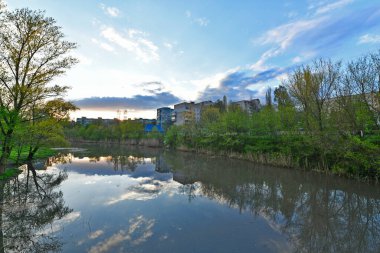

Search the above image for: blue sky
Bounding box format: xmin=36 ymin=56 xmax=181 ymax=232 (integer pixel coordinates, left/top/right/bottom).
xmin=6 ymin=0 xmax=380 ymax=119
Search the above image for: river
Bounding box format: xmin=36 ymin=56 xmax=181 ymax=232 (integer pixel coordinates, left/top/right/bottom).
xmin=3 ymin=144 xmax=380 ymax=252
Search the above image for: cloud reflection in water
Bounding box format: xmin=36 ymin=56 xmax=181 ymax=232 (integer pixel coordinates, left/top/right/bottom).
xmin=88 ymin=215 xmax=155 ymax=253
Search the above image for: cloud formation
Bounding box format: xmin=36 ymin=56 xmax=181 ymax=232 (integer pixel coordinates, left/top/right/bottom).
xmin=88 ymin=216 xmax=155 ymax=253
xmin=253 ymin=16 xmax=325 ymax=70
xmin=358 ymin=34 xmax=380 ymax=44
xmin=185 ymin=10 xmax=209 ymax=27
xmin=73 ymin=91 xmax=181 ymax=110
xmin=100 ymin=26 xmax=159 ymax=63
xmin=91 ymin=38 xmax=115 ymax=52
xmin=100 ymin=4 xmax=120 ymax=17
xmin=314 ymin=0 xmax=354 ymax=16
xmin=198 ymin=67 xmax=292 ymax=102
xmin=253 ymin=5 xmax=380 ymax=68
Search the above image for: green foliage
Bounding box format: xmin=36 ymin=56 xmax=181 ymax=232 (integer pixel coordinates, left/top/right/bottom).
xmin=0 ymin=7 xmax=77 ymax=169
xmin=64 ymin=120 xmax=161 ymax=142
xmin=0 ymin=168 xmax=22 ymax=180
xmin=164 ymin=68 xmax=380 ymax=180
xmin=0 ymin=147 xmax=57 ymax=164
xmin=164 ymin=125 xmax=181 ymax=148
xmin=332 ymin=137 xmax=380 ymax=178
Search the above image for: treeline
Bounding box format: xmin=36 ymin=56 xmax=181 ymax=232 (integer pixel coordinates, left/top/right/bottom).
xmin=165 ymin=53 xmax=380 ymax=180
xmin=64 ymin=120 xmax=161 ymax=141
xmin=0 ymin=5 xmax=77 ymax=171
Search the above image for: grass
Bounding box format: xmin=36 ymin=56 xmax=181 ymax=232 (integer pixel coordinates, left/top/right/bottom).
xmin=8 ymin=147 xmax=58 ymax=163
xmin=0 ymin=168 xmax=23 ymax=180
xmin=0 ymin=146 xmax=58 ymax=180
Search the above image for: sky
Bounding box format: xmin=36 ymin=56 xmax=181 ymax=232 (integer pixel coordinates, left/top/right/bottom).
xmin=5 ymin=0 xmax=380 ymax=119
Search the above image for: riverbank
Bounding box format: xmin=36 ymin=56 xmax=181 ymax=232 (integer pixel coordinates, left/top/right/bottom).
xmin=68 ymin=138 xmax=163 ymax=147
xmin=0 ymin=147 xmax=58 ymax=180
xmin=68 ymin=135 xmax=379 ymax=182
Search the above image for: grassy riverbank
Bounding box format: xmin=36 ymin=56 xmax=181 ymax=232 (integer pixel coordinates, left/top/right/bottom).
xmin=165 ymin=127 xmax=380 ymax=181
xmin=164 ymin=55 xmax=380 ymax=181
xmin=6 ymin=147 xmax=58 ymax=163
xmin=164 ymin=112 xmax=380 ymax=181
xmin=0 ymin=147 xmax=58 ymax=180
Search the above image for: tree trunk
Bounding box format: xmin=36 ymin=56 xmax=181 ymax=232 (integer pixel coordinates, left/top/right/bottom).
xmin=0 ymin=182 xmax=5 ymax=253
xmin=0 ymin=130 xmax=14 ymax=174
xmin=26 ymin=146 xmax=39 ymax=161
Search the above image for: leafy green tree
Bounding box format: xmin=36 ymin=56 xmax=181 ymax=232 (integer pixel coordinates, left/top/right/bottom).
xmin=0 ymin=8 xmax=77 ymax=171
xmin=346 ymin=53 xmax=380 ymax=130
xmin=274 ymin=85 xmax=297 ymax=130
xmin=26 ymin=99 xmax=76 ymax=160
xmin=287 ymin=59 xmax=341 ymax=132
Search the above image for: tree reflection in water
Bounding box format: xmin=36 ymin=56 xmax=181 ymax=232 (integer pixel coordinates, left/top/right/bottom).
xmin=0 ymin=162 xmax=71 ymax=253
xmin=163 ymin=151 xmax=380 ymax=253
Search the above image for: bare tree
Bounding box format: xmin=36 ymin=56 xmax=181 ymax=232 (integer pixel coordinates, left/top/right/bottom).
xmin=0 ymin=8 xmax=77 ymax=171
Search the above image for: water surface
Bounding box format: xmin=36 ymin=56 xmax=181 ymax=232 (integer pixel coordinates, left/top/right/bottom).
xmin=6 ymin=144 xmax=380 ymax=252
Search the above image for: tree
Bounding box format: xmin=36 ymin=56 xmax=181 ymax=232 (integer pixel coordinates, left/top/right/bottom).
xmin=274 ymin=85 xmax=296 ymax=130
xmin=0 ymin=1 xmax=5 ymax=15
xmin=265 ymin=87 xmax=272 ymax=108
xmin=346 ymin=53 xmax=380 ymax=130
xmin=23 ymin=99 xmax=77 ymax=161
xmin=287 ymin=59 xmax=341 ymax=132
xmin=0 ymin=8 xmax=77 ymax=171
xmin=274 ymin=85 xmax=293 ymax=108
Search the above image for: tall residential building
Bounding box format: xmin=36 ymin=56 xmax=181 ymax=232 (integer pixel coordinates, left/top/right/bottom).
xmin=173 ymin=102 xmax=194 ymax=125
xmin=157 ymin=107 xmax=174 ymax=128
xmin=231 ymin=99 xmax=261 ymax=114
xmin=173 ymin=101 xmax=213 ymax=125
xmin=193 ymin=101 xmax=214 ymax=122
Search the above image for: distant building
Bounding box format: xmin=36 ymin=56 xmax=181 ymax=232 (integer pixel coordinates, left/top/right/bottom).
xmin=173 ymin=101 xmax=213 ymax=125
xmin=144 ymin=124 xmax=164 ymax=133
xmin=136 ymin=118 xmax=157 ymax=125
xmin=231 ymin=99 xmax=261 ymax=114
xmin=157 ymin=107 xmax=174 ymax=129
xmin=173 ymin=102 xmax=195 ymax=126
xmin=193 ymin=101 xmax=214 ymax=122
xmin=76 ymin=117 xmax=119 ymax=126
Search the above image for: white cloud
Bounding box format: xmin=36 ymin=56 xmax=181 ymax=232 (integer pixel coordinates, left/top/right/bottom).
xmin=185 ymin=10 xmax=209 ymax=27
xmin=292 ymin=56 xmax=303 ymax=63
xmin=89 ymin=230 xmax=105 ymax=239
xmin=71 ymin=52 xmax=93 ymax=66
xmin=88 ymin=216 xmax=155 ymax=253
xmin=291 ymin=51 xmax=316 ymax=63
xmin=195 ymin=17 xmax=209 ymax=27
xmin=314 ymin=0 xmax=353 ymax=15
xmin=252 ymin=17 xmax=325 ymax=69
xmin=358 ymin=34 xmax=380 ymax=44
xmin=91 ymin=38 xmax=115 ymax=52
xmin=106 ymin=7 xmax=120 ymax=17
xmin=163 ymin=42 xmax=173 ymax=50
xmin=258 ymin=17 xmax=325 ymax=50
xmin=100 ymin=4 xmax=120 ymax=17
xmin=40 ymin=211 xmax=81 ymax=235
xmin=100 ymin=26 xmax=159 ymax=63
xmin=165 ymin=67 xmax=239 ymax=101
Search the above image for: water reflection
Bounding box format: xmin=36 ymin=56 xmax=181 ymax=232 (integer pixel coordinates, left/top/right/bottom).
xmin=162 ymin=151 xmax=380 ymax=253
xmin=47 ymin=145 xmax=380 ymax=253
xmin=0 ymin=163 xmax=71 ymax=253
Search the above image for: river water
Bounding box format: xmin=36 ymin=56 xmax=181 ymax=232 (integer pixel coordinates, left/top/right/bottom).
xmin=5 ymin=144 xmax=380 ymax=252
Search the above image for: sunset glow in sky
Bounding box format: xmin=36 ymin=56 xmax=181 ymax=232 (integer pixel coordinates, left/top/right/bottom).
xmin=6 ymin=0 xmax=380 ymax=119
